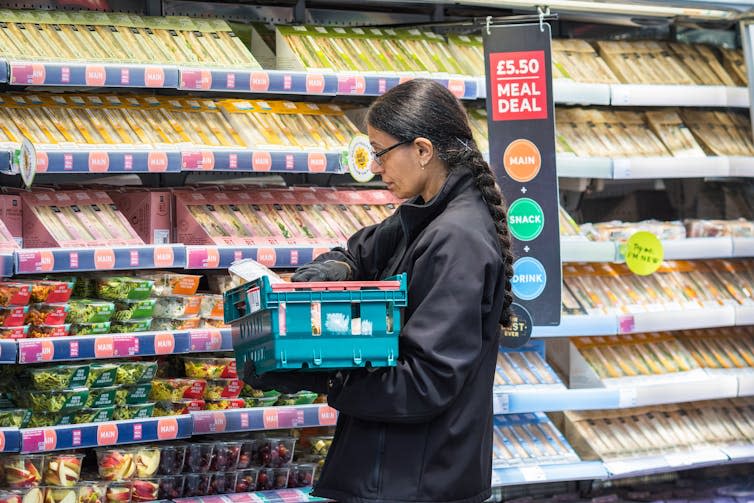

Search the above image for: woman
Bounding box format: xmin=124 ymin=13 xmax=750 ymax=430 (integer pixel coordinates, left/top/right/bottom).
xmin=245 ymin=79 xmax=514 ymax=503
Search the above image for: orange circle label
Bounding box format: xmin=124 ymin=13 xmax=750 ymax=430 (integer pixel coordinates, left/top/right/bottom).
xmin=35 ymin=152 xmax=49 ymax=173
xmin=250 ymin=71 xmax=270 ymax=92
xmin=153 ymin=246 xmax=175 ymax=267
xmin=94 ymin=249 xmax=116 ymax=270
xmin=503 ymin=139 xmax=541 ymax=183
xmin=157 ymin=418 xmax=179 ymax=440
xmin=85 ymin=65 xmax=107 ymax=86
xmin=205 ymin=247 xmax=220 ymax=269
xmin=97 ymin=424 xmax=119 ymax=445
xmin=37 ymin=251 xmax=54 ymax=273
xmin=256 ymin=248 xmax=277 ymax=268
xmin=43 ymin=429 xmax=57 ymax=451
xmin=154 ymin=332 xmax=176 ymax=355
xmin=252 ymin=151 xmax=272 ymax=172
xmin=212 ymin=412 xmax=227 ymax=433
xmin=0 ymin=432 xmax=5 ymax=452
xmin=147 ymin=152 xmax=169 ymax=172
xmin=88 ymin=152 xmax=110 ymax=173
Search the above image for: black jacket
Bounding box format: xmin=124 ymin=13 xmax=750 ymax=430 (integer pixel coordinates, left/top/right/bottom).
xmin=311 ymin=170 xmax=507 ymax=503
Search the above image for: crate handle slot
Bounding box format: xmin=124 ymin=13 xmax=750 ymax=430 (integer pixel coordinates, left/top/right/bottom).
xmin=280 ymin=350 xmax=287 ymax=365
xmin=272 ymin=280 xmax=402 ymax=292
xmin=313 ymin=350 xmax=322 ymax=366
xmin=388 ymin=349 xmax=395 ymax=364
xmin=353 ymin=349 xmax=362 ymax=365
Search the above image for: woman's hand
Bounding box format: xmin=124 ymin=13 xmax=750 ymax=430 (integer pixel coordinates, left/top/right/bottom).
xmin=291 ymin=260 xmax=351 ymax=282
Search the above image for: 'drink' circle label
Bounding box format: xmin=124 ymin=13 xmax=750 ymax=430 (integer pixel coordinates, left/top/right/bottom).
xmin=511 ymin=257 xmax=547 ymax=301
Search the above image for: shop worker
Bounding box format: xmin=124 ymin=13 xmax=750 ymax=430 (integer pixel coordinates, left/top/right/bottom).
xmin=244 ymin=78 xmax=514 ymax=503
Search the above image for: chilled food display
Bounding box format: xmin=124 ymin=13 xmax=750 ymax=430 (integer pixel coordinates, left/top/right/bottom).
xmin=0 ymin=10 xmax=260 ymax=67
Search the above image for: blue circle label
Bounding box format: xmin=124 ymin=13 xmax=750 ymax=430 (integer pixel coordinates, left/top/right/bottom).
xmin=511 ymin=257 xmax=547 ymax=301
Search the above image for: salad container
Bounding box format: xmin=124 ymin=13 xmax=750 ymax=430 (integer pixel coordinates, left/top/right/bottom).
xmin=96 ymin=278 xmax=153 ymax=301
xmin=28 ymin=364 xmax=89 ymax=391
xmin=112 ymin=299 xmax=156 ymax=321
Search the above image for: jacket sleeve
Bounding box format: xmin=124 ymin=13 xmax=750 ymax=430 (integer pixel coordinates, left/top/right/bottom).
xmin=319 ymin=213 xmax=404 ymax=281
xmin=327 ymin=222 xmax=499 ymax=423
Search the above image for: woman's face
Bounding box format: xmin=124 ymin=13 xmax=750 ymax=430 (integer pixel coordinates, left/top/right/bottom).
xmin=368 ymin=125 xmax=425 ymax=200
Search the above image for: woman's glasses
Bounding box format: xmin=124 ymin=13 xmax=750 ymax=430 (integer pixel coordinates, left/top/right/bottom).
xmin=371 ymin=139 xmax=412 ymax=166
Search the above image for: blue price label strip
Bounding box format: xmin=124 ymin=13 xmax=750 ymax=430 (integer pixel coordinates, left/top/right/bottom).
xmin=0 ymin=253 xmax=13 ymax=279
xmin=9 ymin=62 xmax=178 ymax=88
xmin=20 ymin=416 xmax=193 ymax=453
xmin=0 ymin=340 xmax=17 ymax=363
xmin=0 ymin=428 xmax=21 ymax=452
xmin=17 ymin=331 xmax=191 ymax=363
xmin=186 ymin=245 xmax=331 ymax=269
xmin=181 ymin=150 xmax=343 ymax=174
xmin=179 ymin=68 xmax=338 ymax=95
xmin=15 ymin=245 xmax=186 ymax=274
xmin=188 ymin=329 xmax=232 ymax=352
xmin=0 ymin=61 xmax=7 ymax=84
xmin=191 ymin=405 xmax=338 ymax=434
xmin=32 ymin=150 xmax=181 ymax=174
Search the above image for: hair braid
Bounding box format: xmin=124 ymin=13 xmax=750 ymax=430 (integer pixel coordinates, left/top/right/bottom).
xmin=446 ymin=142 xmax=515 ymax=327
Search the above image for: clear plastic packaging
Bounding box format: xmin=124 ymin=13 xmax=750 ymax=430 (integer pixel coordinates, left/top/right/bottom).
xmin=210 ymin=441 xmax=242 ymax=471
xmin=86 ymin=363 xmax=118 ymax=388
xmin=84 ymin=386 xmax=119 ymax=408
xmin=256 ymin=467 xmax=289 ymax=490
xmin=29 ymin=324 xmax=71 ymax=338
xmin=183 ymin=357 xmax=236 ymax=379
xmin=20 ymin=388 xmax=89 ymax=413
xmin=115 ymin=361 xmax=158 ymax=385
xmin=150 ymin=317 xmax=201 ymax=331
xmin=66 ymin=300 xmax=115 ymax=323
xmin=204 ymin=379 xmax=242 ymax=400
xmin=255 ymin=437 xmax=296 ymax=468
xmin=105 ymin=481 xmax=132 ymax=503
xmin=1 ymin=455 xmax=44 ymax=488
xmin=157 ymin=444 xmax=186 ymax=475
xmin=96 ymin=277 xmax=154 ymax=301
xmin=25 ymin=304 xmax=68 ymax=325
xmin=158 ymin=475 xmax=185 ymax=500
xmin=112 ymin=299 xmax=157 ymax=321
xmin=153 ymin=296 xmax=202 ymax=318
xmin=287 ymin=463 xmax=317 ymax=488
xmin=144 ymin=273 xmax=201 ymax=297
xmin=235 ymin=468 xmax=259 ymax=492
xmin=184 ymin=442 xmax=214 ymax=473
xmin=96 ymin=449 xmax=136 ymax=481
xmin=183 ymin=473 xmax=209 ymax=497
xmin=110 ymin=319 xmax=152 ymax=334
xmin=150 ymin=378 xmax=207 ymax=401
xmin=69 ymin=322 xmax=111 ymax=336
xmin=112 ymin=402 xmax=154 ymax=420
xmin=28 ymin=364 xmax=90 ymax=391
xmin=43 ymin=453 xmax=85 ymax=487
xmin=208 ymin=472 xmax=236 ymax=495
xmin=153 ymin=399 xmax=205 ymax=416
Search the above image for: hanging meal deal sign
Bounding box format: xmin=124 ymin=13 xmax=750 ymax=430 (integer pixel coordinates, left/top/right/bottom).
xmin=484 ymin=23 xmax=561 ymax=327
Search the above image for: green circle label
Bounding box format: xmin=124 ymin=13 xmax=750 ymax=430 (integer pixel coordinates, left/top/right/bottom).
xmin=625 ymin=231 xmax=664 ymax=276
xmin=507 ymin=198 xmax=545 ymax=241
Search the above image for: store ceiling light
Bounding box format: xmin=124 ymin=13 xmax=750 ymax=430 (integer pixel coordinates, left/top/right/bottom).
xmin=458 ymin=0 xmax=738 ymax=21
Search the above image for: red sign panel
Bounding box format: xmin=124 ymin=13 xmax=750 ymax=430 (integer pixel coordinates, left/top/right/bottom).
xmin=489 ymin=50 xmax=547 ymax=121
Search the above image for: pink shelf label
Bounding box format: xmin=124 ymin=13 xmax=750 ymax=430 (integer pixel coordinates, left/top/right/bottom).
xmin=19 ymin=340 xmax=54 ymax=363
xmin=276 ymin=408 xmax=306 ymax=428
xmin=618 ymin=315 xmax=635 ymax=334
xmin=187 ymin=247 xmax=220 ymax=269
xmin=180 ymin=69 xmax=211 ymax=90
xmin=191 ymin=413 xmax=215 ymax=434
xmin=113 ymin=336 xmax=139 ymax=356
xmin=190 ymin=330 xmax=223 ymax=351
xmin=11 ymin=63 xmax=45 ymax=85
xmin=17 ymin=250 xmax=54 ymax=273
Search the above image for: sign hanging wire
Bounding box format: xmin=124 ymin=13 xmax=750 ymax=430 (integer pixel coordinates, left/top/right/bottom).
xmin=538 ymin=6 xmax=551 ymax=31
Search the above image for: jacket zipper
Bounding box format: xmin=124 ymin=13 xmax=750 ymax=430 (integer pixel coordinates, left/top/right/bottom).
xmin=373 ymin=423 xmax=386 ymax=496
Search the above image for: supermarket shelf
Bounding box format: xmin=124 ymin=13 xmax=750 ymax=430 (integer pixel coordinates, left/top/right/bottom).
xmin=0 ymin=252 xmax=13 ymax=278
xmin=734 ymin=305 xmax=754 ymax=325
xmin=557 ymin=156 xmax=613 ymax=179
xmin=189 ymin=329 xmax=233 ymax=353
xmin=491 ymin=461 xmax=608 ymax=486
xmin=186 ymin=245 xmax=334 ymax=269
xmin=15 ymin=245 xmax=186 ymax=274
xmin=618 ymin=307 xmax=736 ymax=333
xmin=17 ymin=331 xmax=191 ymax=363
xmin=179 ymin=68 xmax=478 ymax=100
xmin=560 ymin=239 xmax=616 ymax=262
xmin=20 ymin=415 xmax=193 ymax=453
xmin=553 ymin=81 xmax=612 ymax=105
xmin=660 ymin=238 xmax=734 ymax=260
xmin=30 ymin=148 xmax=182 ymax=174
xmin=733 ymin=237 xmax=754 ymax=257
xmin=180 ymin=68 xmax=338 ymax=95
xmin=173 ymin=488 xmax=327 ymax=503
xmin=181 ymin=149 xmax=344 ymax=174
xmin=0 ymin=428 xmax=20 ymax=452
xmin=532 ymin=314 xmax=617 ymax=338
xmin=611 ymin=156 xmax=729 ymax=179
xmin=610 ymin=84 xmax=740 ymax=107
xmin=8 ymin=61 xmax=179 ymax=88
xmin=494 ymin=375 xmax=739 ymax=414
xmin=720 ymin=445 xmax=754 ymax=463
xmin=603 ymin=448 xmax=730 ymax=479
xmin=0 ymin=340 xmax=17 ymax=364
xmin=737 ymin=372 xmax=754 ymax=396
xmin=190 ymin=404 xmax=338 ymax=434
xmin=727 ymin=156 xmax=754 ymax=177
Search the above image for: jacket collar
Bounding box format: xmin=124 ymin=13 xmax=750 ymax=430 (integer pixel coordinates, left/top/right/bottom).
xmin=399 ymin=169 xmax=474 ymax=243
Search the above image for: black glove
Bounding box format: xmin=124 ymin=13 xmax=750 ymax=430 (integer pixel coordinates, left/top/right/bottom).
xmin=291 ymin=260 xmax=351 ymax=282
xmin=242 ymin=360 xmax=332 ymax=394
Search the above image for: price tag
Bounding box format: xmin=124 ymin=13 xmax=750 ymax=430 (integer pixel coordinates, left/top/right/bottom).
xmin=618 ymin=388 xmax=637 ymax=408
xmin=494 ymin=393 xmax=510 ymax=414
xmin=519 ymin=465 xmax=547 ymax=482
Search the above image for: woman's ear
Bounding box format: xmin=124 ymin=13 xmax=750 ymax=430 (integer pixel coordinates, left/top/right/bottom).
xmin=413 ymin=137 xmax=434 ymax=166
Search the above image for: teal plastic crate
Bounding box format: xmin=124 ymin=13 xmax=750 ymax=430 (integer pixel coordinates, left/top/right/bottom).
xmin=224 ymin=274 xmax=407 ymax=374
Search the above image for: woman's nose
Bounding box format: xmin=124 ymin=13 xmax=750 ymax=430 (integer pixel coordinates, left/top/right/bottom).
xmin=370 ymin=158 xmax=383 ymax=174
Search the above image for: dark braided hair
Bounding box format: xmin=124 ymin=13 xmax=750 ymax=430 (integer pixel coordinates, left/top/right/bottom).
xmin=366 ymin=79 xmax=514 ymax=327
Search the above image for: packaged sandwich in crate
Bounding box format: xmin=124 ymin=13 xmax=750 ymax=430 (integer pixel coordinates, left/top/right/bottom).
xmin=224 ymin=274 xmax=407 ymax=374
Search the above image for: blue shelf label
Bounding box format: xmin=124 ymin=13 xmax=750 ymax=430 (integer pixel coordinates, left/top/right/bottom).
xmin=0 ymin=340 xmax=17 ymax=363
xmin=0 ymin=253 xmax=13 ymax=278
xmin=20 ymin=415 xmax=192 ymax=453
xmin=32 ymin=150 xmax=180 ymax=174
xmin=181 ymin=150 xmax=343 ymax=174
xmin=0 ymin=428 xmax=20 ymax=452
xmin=186 ymin=245 xmax=332 ymax=269
xmin=180 ymin=69 xmax=338 ymax=95
xmin=9 ymin=62 xmax=178 ymax=88
xmin=18 ymin=331 xmax=190 ymax=363
xmin=191 ymin=405 xmax=338 ymax=434
xmin=15 ymin=245 xmax=186 ymax=274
